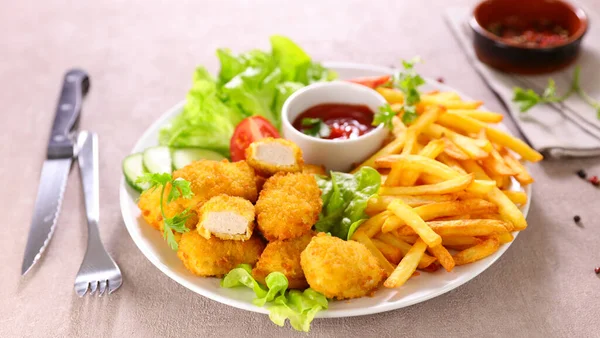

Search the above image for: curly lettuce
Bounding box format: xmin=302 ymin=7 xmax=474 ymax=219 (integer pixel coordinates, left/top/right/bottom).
xmin=159 ymin=36 xmax=335 ymax=155
xmin=221 ymin=264 xmax=328 ymax=332
xmin=314 ymin=167 xmax=382 ymax=240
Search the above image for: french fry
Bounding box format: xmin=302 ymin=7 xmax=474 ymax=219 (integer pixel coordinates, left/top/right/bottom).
xmin=399 ymin=139 xmax=445 ymax=186
xmin=481 ymin=146 xmax=517 ymax=176
xmin=392 ymin=114 xmax=407 ymax=136
xmin=396 ymin=219 xmax=510 ymax=237
xmin=486 ymin=187 xmax=527 ymax=230
xmin=396 ymin=234 xmax=418 ymax=244
xmin=434 ymin=215 xmax=471 ymax=221
xmin=442 ymin=236 xmax=482 ymax=247
xmin=384 ymin=238 xmax=428 ymax=288
xmin=420 ymin=96 xmax=483 ymax=110
xmin=351 ymin=230 xmax=395 ymax=275
xmin=448 ymin=109 xmax=503 ymax=123
xmin=366 ymin=194 xmax=458 ymax=215
xmin=387 ymin=200 xmax=442 ymax=247
xmin=437 ymin=153 xmax=468 ymax=174
xmin=497 ymin=232 xmax=514 ymax=244
xmin=375 ymin=233 xmax=437 ymax=269
xmin=453 ymin=235 xmax=500 ymax=265
xmin=358 ymin=211 xmax=390 ymax=237
xmin=379 ymin=173 xmax=474 ymax=196
xmin=353 ymin=133 xmax=406 ymax=173
xmin=385 ymin=161 xmax=407 ymax=186
xmin=376 ymin=87 xmax=404 ymax=104
xmin=478 ymin=213 xmax=503 ymax=220
xmin=441 ymin=137 xmax=470 ymax=160
xmin=427 ymin=245 xmax=455 ymax=272
xmin=499 ymin=148 xmax=535 ymax=185
xmin=402 ymin=107 xmax=443 ymax=155
xmin=502 ymin=190 xmax=527 ymax=206
xmin=372 ymin=238 xmax=403 ymax=265
xmin=438 ymin=113 xmax=543 ymax=162
xmin=382 ymin=199 xmax=498 ymax=232
xmin=461 ymin=159 xmax=492 ymax=180
xmin=432 ymin=125 xmax=489 ymax=159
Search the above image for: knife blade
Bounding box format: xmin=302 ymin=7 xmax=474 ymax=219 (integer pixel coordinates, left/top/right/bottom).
xmin=21 ymin=69 xmax=90 ymax=276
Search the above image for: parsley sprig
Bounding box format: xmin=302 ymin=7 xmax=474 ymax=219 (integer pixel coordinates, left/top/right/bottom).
xmin=513 ymin=66 xmax=600 ymax=119
xmin=373 ymin=57 xmax=424 ymax=129
xmin=301 ymin=118 xmax=331 ymax=138
xmin=136 ymin=173 xmax=194 ymax=250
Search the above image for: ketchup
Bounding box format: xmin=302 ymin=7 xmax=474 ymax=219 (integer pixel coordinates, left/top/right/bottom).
xmin=292 ymin=103 xmax=375 ymax=140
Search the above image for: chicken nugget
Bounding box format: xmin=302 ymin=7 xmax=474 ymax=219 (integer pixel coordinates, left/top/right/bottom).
xmin=301 ymin=164 xmax=327 ymax=176
xmin=255 ymin=172 xmax=322 ymax=241
xmin=197 ymin=195 xmax=255 ymax=241
xmin=245 ymin=138 xmax=304 ymax=176
xmin=177 ymin=231 xmax=265 ymax=277
xmin=252 ymin=233 xmax=313 ymax=289
xmin=301 ymin=233 xmax=385 ymax=299
xmin=173 ymin=160 xmax=258 ymax=211
xmin=138 ymin=184 xmax=199 ymax=235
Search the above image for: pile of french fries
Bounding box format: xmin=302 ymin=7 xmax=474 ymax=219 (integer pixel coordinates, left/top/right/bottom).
xmin=351 ymin=87 xmax=542 ymax=288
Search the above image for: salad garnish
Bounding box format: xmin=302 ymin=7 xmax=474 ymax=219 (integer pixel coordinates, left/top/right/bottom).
xmin=136 ymin=173 xmax=194 ymax=250
xmin=221 ymin=264 xmax=328 ymax=332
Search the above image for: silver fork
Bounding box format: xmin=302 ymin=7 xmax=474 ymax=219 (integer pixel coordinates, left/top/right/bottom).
xmin=74 ymin=131 xmax=122 ymax=296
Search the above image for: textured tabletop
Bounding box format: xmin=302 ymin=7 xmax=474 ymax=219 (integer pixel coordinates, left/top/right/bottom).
xmin=2 ymin=0 xmax=599 ymax=337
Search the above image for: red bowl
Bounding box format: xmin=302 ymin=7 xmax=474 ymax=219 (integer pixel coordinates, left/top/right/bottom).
xmin=470 ymin=0 xmax=588 ymax=74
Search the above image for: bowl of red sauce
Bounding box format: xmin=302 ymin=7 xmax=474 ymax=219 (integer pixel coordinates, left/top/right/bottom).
xmin=470 ymin=0 xmax=588 ymax=74
xmin=281 ymin=81 xmax=388 ymax=172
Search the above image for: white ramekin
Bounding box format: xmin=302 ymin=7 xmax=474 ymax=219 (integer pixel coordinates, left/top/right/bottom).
xmin=281 ymin=81 xmax=389 ymax=172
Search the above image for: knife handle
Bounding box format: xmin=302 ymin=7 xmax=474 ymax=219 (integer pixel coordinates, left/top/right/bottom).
xmin=48 ymin=69 xmax=90 ymax=159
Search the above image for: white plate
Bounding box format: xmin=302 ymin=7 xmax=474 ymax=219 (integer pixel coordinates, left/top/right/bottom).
xmin=120 ymin=62 xmax=531 ymax=318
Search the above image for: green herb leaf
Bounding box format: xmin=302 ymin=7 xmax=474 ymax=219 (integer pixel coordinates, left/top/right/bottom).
xmin=401 ymin=105 xmax=418 ymax=125
xmin=301 ymin=118 xmax=331 ymax=138
xmin=512 ymin=87 xmax=541 ymax=112
xmin=137 ymin=173 xmax=194 ymax=251
xmin=542 ymin=79 xmax=556 ymax=99
xmin=373 ymin=104 xmax=397 ymax=129
xmin=393 ymin=57 xmax=425 ymax=106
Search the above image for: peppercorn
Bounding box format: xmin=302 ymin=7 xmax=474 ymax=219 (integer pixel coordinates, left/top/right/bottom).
xmin=573 ymin=215 xmax=581 ymax=223
xmin=595 ymin=267 xmax=600 ymax=274
xmin=590 ymin=176 xmax=600 ymax=186
xmin=576 ymin=169 xmax=587 ymax=179
xmin=436 ymin=77 xmax=445 ymax=83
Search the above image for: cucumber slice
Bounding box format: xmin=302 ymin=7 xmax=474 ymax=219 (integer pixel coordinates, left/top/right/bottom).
xmin=172 ymin=148 xmax=226 ymax=169
xmin=123 ymin=153 xmax=149 ymax=192
xmin=143 ymin=146 xmax=172 ymax=174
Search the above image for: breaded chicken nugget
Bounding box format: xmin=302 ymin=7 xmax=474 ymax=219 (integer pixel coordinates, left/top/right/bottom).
xmin=173 ymin=160 xmax=258 ymax=211
xmin=301 ymin=233 xmax=385 ymax=299
xmin=301 ymin=164 xmax=327 ymax=176
xmin=138 ymin=184 xmax=199 ymax=234
xmin=255 ymin=172 xmax=322 ymax=241
xmin=177 ymin=231 xmax=265 ymax=277
xmin=245 ymin=138 xmax=304 ymax=176
xmin=252 ymin=233 xmax=313 ymax=289
xmin=197 ymin=195 xmax=255 ymax=241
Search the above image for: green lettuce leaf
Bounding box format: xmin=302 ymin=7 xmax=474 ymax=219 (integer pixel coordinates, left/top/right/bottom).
xmin=222 ymin=264 xmax=327 ymax=332
xmin=158 ymin=67 xmax=245 ymax=155
xmin=159 ymin=36 xmax=336 ymax=153
xmin=314 ymin=167 xmax=381 ymax=240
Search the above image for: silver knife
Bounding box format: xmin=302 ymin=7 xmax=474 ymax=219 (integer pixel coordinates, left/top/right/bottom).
xmin=21 ymin=69 xmax=90 ymax=276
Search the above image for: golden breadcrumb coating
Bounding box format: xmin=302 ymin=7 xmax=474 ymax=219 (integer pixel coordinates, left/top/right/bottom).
xmin=252 ymin=233 xmax=313 ymax=289
xmin=177 ymin=231 xmax=265 ymax=277
xmin=255 ymin=172 xmax=322 ymax=241
xmin=245 ymin=138 xmax=304 ymax=176
xmin=173 ymin=160 xmax=258 ymax=211
xmin=300 ymin=233 xmax=385 ymax=299
xmin=197 ymin=195 xmax=255 ymax=241
xmin=301 ymin=164 xmax=327 ymax=176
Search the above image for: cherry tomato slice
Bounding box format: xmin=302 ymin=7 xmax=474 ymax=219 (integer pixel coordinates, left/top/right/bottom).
xmin=230 ymin=116 xmax=280 ymax=161
xmin=347 ymin=75 xmax=391 ymax=89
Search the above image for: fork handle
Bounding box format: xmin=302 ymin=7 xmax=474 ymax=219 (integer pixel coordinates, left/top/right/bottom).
xmin=77 ymin=131 xmax=100 ymax=238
